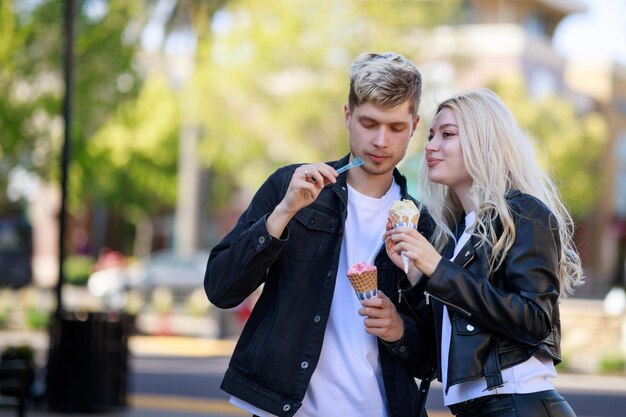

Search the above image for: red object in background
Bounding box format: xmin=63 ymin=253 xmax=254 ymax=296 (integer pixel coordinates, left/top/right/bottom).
xmin=612 ymin=218 xmax=626 ymax=240
xmin=236 ymin=299 xmax=254 ymax=324
xmin=92 ymin=247 xmax=125 ymax=272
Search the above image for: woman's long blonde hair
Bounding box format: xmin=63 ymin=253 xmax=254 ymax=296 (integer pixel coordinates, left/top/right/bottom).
xmin=418 ymin=88 xmax=584 ymax=296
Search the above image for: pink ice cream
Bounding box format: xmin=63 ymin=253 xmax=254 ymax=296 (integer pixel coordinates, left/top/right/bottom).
xmin=347 ymin=261 xmax=377 ymax=275
xmin=347 ymin=262 xmax=378 ymax=300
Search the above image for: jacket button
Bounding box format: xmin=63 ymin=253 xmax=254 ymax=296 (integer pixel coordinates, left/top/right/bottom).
xmin=258 ymin=236 xmax=266 ymax=244
xmin=327 ymin=270 xmax=333 ymax=277
xmin=398 ymin=345 xmax=406 ymax=353
xmin=314 ymin=315 xmax=321 ymax=323
xmin=283 ymin=404 xmax=291 ymax=412
xmin=301 ymin=361 xmax=309 ymax=369
xmin=465 ymin=250 xmax=470 ymax=256
xmin=466 ymin=324 xmax=474 ymax=331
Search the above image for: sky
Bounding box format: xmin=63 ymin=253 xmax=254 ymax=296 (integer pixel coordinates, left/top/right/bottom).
xmin=553 ymin=0 xmax=626 ymax=65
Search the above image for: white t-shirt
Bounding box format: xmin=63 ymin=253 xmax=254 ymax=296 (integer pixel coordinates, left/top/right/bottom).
xmin=441 ymin=211 xmax=557 ymax=406
xmin=231 ymin=180 xmax=401 ymax=417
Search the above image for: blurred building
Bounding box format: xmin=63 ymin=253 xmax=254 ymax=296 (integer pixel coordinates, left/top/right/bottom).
xmin=414 ymin=0 xmax=585 ymax=98
xmin=408 ymin=0 xmax=624 ymax=295
xmin=564 ymin=59 xmax=626 ymax=290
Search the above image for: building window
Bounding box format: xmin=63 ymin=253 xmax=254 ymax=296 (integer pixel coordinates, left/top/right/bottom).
xmin=524 ymin=12 xmax=550 ymax=39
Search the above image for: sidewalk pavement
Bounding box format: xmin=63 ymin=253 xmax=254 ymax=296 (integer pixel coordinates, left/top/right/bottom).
xmin=2 ymin=334 xmax=626 ymax=417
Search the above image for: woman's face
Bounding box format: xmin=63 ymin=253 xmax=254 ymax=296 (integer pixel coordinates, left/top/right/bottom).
xmin=425 ymin=107 xmax=472 ymax=193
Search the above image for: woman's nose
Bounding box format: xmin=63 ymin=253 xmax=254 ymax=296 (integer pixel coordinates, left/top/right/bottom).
xmin=425 ymin=137 xmax=438 ymax=151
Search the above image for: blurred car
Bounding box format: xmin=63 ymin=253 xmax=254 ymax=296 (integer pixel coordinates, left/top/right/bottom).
xmin=0 ymin=216 xmax=32 ymax=288
xmin=87 ymin=249 xmax=210 ymax=309
xmin=138 ymin=249 xmax=210 ymax=301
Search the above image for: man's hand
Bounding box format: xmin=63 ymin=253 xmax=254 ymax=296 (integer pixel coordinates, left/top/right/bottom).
xmin=266 ymin=163 xmax=337 ymax=238
xmin=358 ymin=290 xmax=404 ymax=343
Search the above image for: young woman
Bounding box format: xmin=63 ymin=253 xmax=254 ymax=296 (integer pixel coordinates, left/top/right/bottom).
xmin=383 ymin=88 xmax=584 ymax=416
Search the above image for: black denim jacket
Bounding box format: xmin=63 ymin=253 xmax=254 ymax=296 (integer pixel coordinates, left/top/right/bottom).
xmin=204 ymin=154 xmax=434 ymax=417
xmin=398 ymin=190 xmax=562 ymax=394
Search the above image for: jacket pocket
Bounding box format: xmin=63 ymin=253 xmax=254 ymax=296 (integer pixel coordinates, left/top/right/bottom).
xmin=285 ymin=206 xmax=338 ymax=262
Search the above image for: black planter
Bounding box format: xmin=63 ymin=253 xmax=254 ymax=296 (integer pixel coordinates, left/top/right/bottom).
xmin=46 ymin=311 xmax=134 ymax=413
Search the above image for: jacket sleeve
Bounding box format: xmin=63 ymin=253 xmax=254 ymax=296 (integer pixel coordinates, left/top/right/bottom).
xmin=204 ymin=167 xmax=290 ymax=308
xmin=384 ymin=275 xmax=437 ymax=379
xmin=426 ymin=196 xmax=561 ymax=346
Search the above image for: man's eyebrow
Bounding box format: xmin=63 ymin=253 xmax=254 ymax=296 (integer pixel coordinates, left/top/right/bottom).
xmin=357 ymin=115 xmax=408 ymax=125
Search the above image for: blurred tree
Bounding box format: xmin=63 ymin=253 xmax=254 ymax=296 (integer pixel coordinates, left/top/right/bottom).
xmin=189 ymin=0 xmax=462 ymax=210
xmin=2 ymin=0 xmax=462 ymax=254
xmin=489 ymin=77 xmax=608 ymax=217
xmin=0 ymin=0 xmax=144 ymax=239
xmin=88 ymin=0 xmax=461 ymax=251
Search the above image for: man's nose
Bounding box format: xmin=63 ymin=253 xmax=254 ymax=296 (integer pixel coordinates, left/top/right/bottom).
xmin=373 ymin=127 xmax=389 ymax=147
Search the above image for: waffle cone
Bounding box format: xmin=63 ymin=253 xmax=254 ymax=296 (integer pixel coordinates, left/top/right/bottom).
xmin=389 ymin=212 xmax=420 ymax=227
xmin=347 ymin=269 xmax=378 ymax=300
xmin=389 ymin=200 xmax=420 ymax=228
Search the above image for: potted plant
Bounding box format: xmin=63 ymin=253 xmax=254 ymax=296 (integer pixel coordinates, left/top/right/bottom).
xmin=0 ymin=344 xmax=36 ymax=399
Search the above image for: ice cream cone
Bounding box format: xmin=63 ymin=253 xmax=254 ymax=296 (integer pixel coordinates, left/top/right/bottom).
xmin=389 ymin=200 xmax=420 ymax=273
xmin=347 ymin=262 xmax=378 ymax=300
xmin=389 ymin=199 xmax=420 ymax=228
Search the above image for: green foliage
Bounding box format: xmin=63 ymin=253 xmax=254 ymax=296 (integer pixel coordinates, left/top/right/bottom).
xmin=0 ymin=310 xmax=8 ymax=329
xmin=0 ymin=0 xmax=144 ymax=210
xmin=63 ymin=255 xmax=93 ymax=286
xmin=0 ymin=289 xmax=12 ymax=328
xmin=24 ymin=307 xmax=49 ymax=330
xmin=555 ymin=354 xmax=569 ymax=372
xmin=489 ymin=77 xmax=608 ymax=218
xmin=3 ymin=0 xmax=462 ymax=251
xmin=599 ymin=351 xmax=626 ymax=375
xmin=188 ymin=0 xmax=461 ymax=206
xmin=86 ymin=75 xmax=180 ymax=208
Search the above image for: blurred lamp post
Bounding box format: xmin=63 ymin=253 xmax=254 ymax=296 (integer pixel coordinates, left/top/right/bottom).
xmin=166 ymin=28 xmax=200 ymax=258
xmin=56 ymin=0 xmax=76 ymax=313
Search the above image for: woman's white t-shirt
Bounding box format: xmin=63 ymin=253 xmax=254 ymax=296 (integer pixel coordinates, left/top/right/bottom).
xmin=441 ymin=211 xmax=557 ymax=406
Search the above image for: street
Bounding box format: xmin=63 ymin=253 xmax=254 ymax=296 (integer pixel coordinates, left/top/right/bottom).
xmin=130 ymin=355 xmax=626 ymax=417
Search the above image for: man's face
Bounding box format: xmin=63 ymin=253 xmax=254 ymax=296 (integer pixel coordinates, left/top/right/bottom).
xmin=344 ymin=100 xmax=419 ymax=176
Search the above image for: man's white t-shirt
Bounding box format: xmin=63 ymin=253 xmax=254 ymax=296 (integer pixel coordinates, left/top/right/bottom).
xmin=231 ymin=180 xmax=400 ymax=417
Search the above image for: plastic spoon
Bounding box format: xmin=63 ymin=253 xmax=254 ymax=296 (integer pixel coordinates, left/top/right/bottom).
xmin=336 ymin=156 xmax=364 ymax=174
xmin=310 ymin=157 xmax=364 ymax=184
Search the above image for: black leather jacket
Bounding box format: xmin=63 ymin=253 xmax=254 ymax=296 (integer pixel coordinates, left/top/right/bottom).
xmin=399 ymin=190 xmax=562 ymax=393
xmin=204 ymin=154 xmax=434 ymax=417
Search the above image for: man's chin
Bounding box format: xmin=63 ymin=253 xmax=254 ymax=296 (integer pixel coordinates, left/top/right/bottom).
xmin=362 ymin=163 xmax=396 ymax=176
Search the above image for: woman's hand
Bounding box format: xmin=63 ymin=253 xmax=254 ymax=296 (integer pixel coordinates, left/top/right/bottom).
xmin=384 ymin=221 xmax=442 ymax=278
xmin=358 ymin=290 xmax=404 ymax=343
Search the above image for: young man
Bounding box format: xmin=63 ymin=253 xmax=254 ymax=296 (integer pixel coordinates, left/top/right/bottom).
xmin=204 ymin=52 xmax=434 ymax=417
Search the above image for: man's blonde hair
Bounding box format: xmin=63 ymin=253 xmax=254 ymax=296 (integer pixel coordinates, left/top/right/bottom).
xmin=348 ymin=52 xmax=422 ymax=117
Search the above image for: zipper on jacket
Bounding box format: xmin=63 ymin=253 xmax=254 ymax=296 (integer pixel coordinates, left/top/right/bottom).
xmin=424 ymin=291 xmax=472 ymax=317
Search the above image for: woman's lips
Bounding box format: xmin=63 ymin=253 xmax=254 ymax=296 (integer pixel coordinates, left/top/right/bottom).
xmin=426 ymin=158 xmax=442 ymax=168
